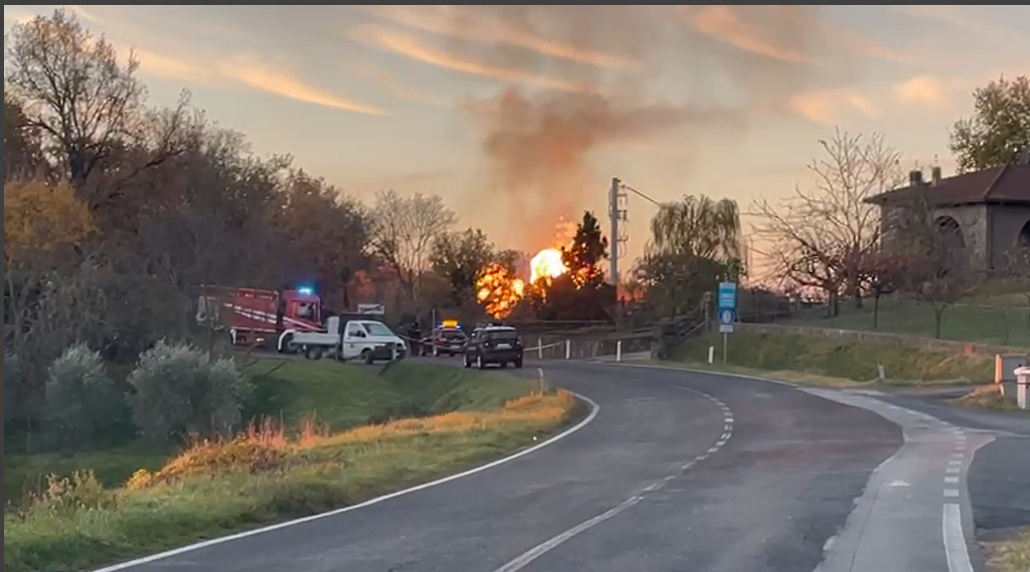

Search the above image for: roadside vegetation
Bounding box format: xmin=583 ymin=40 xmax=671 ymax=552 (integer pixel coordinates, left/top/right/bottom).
xmin=987 ymin=530 xmax=1030 ymax=572
xmin=953 ymin=385 xmax=1029 ymax=415
xmin=668 ymin=331 xmax=993 ymax=386
xmin=4 ymin=358 xmax=579 ymax=572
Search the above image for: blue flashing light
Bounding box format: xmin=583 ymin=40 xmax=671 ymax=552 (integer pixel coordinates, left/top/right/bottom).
xmin=297 ymin=287 xmax=315 ymax=296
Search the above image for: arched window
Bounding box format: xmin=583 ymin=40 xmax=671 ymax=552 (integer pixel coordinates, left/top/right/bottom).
xmin=935 ymin=216 xmax=965 ymax=249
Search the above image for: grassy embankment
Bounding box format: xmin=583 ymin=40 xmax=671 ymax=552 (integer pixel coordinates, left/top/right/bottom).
xmin=986 ymin=530 xmax=1030 ymax=572
xmin=653 ymin=330 xmax=994 ymax=389
xmin=782 ymin=284 xmax=1030 ymax=348
xmin=3 ymin=359 xmax=580 ymax=572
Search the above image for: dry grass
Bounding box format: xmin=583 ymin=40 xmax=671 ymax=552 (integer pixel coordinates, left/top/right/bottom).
xmin=4 ymin=384 xmax=579 ymax=572
xmin=953 ymin=384 xmax=1026 ymax=413
xmin=986 ymin=530 xmax=1030 ymax=572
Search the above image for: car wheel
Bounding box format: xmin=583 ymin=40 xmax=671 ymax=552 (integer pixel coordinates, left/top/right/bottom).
xmin=476 ymin=354 xmax=485 ymax=370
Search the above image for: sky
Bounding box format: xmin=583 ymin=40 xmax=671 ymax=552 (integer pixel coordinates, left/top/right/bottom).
xmin=5 ymin=5 xmax=1029 ymax=270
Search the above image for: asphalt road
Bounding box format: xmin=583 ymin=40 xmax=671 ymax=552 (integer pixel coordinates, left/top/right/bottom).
xmin=102 ymin=360 xmax=917 ymax=572
xmin=874 ymin=392 xmax=1030 ymax=534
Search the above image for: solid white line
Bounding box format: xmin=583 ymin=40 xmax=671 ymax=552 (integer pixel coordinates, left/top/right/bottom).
xmin=91 ymin=390 xmax=602 ymax=572
xmin=943 ymin=504 xmax=975 ymax=572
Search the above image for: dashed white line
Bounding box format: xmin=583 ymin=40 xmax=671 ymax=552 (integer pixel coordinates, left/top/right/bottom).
xmin=946 ymin=467 xmax=961 ymax=474
xmin=490 ymin=386 xmax=734 ymax=572
xmin=945 ymin=477 xmax=960 ymax=484
xmin=944 ymin=489 xmax=960 ymax=498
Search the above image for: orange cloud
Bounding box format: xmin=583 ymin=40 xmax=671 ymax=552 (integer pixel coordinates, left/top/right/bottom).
xmin=134 ymin=48 xmax=218 ymax=85
xmin=362 ymin=5 xmax=641 ymax=71
xmin=347 ymin=24 xmax=592 ymax=93
xmin=787 ymin=89 xmax=880 ymax=125
xmin=218 ymin=57 xmax=386 ymax=116
xmin=679 ymin=6 xmax=818 ymax=65
xmin=895 ymin=75 xmax=947 ymax=105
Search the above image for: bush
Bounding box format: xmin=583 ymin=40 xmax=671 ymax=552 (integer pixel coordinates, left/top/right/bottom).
xmin=127 ymin=340 xmax=252 ymax=444
xmin=5 ymin=346 xmax=22 ymax=421
xmin=43 ymin=343 xmax=121 ymax=448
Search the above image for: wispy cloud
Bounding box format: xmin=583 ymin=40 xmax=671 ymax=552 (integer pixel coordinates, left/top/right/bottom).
xmin=787 ymin=89 xmax=880 ymax=125
xmin=347 ymin=24 xmax=592 ymax=93
xmin=361 ymin=5 xmax=641 ymax=72
xmin=218 ymin=56 xmax=386 ymax=116
xmin=891 ymin=5 xmax=1019 ymax=42
xmin=678 ymin=6 xmax=818 ymax=65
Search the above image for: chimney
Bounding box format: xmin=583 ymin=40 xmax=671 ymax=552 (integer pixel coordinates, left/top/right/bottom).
xmin=909 ymin=169 xmax=923 ymax=187
xmin=931 ymin=166 xmax=942 ymax=185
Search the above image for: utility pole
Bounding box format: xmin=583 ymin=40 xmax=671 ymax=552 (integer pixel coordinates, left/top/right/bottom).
xmin=608 ymin=178 xmax=627 ymax=291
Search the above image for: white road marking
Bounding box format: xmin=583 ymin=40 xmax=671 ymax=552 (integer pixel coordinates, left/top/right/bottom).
xmin=945 ymin=477 xmax=959 ymax=484
xmin=491 ymin=386 xmax=734 ymax=572
xmin=944 ymin=489 xmax=960 ymax=498
xmin=90 ymin=378 xmax=602 ymax=572
xmin=946 ymin=467 xmax=961 ymax=474
xmin=943 ymin=504 xmax=975 ymax=572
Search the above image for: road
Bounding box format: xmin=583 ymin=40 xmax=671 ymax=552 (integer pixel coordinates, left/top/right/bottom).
xmin=96 ymin=360 xmax=1027 ymax=572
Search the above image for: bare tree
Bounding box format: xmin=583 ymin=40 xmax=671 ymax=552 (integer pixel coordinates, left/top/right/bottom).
xmin=370 ymin=190 xmax=456 ymax=310
xmin=752 ymin=129 xmax=903 ymax=316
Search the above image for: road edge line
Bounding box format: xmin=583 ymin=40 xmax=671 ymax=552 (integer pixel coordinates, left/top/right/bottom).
xmin=91 ymin=387 xmax=601 ymax=572
xmin=943 ymin=503 xmax=975 ymax=572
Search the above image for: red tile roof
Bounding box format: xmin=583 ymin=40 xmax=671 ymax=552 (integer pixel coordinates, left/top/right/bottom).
xmin=867 ymin=164 xmax=1030 ymax=206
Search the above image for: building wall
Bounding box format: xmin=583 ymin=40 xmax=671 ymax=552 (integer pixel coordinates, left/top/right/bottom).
xmin=990 ymin=204 xmax=1030 ymax=269
xmin=933 ymin=204 xmax=988 ymax=270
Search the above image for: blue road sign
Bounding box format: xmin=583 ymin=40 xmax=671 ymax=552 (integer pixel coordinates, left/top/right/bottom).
xmin=717 ymin=282 xmax=737 ymax=311
xmin=718 ymin=308 xmax=736 ymax=325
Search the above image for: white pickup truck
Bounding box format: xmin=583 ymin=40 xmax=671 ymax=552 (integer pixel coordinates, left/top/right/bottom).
xmin=277 ymin=315 xmax=407 ymax=364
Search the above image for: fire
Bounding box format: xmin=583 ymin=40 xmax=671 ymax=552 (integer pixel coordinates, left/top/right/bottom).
xmin=476 ymin=263 xmax=526 ymax=319
xmin=530 ymin=248 xmax=567 ymax=284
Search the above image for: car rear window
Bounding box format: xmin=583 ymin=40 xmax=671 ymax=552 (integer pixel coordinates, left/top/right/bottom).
xmin=485 ymin=330 xmax=518 ymax=342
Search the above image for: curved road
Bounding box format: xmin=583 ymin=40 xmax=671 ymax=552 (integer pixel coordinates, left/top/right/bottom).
xmin=99 ymin=361 xmax=1014 ymax=572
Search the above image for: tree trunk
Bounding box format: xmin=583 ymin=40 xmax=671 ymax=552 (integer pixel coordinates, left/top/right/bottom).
xmin=873 ymin=290 xmax=881 ymax=330
xmin=933 ymin=305 xmax=946 ymax=339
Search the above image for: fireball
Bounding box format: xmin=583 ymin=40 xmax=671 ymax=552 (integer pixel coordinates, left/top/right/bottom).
xmin=476 ymin=263 xmax=526 ymax=319
xmin=530 ymin=248 xmax=567 ymax=284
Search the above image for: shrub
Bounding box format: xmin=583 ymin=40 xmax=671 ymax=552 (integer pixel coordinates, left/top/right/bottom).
xmin=5 ymin=346 xmax=22 ymax=421
xmin=43 ymin=343 xmax=121 ymax=448
xmin=32 ymin=470 xmax=114 ymax=514
xmin=127 ymin=340 xmax=252 ymax=443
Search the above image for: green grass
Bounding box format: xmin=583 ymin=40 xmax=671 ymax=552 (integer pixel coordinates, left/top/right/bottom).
xmin=784 ymin=290 xmax=1030 ymax=348
xmin=3 ymin=359 xmax=578 ymax=572
xmin=670 ymin=332 xmax=994 ymax=385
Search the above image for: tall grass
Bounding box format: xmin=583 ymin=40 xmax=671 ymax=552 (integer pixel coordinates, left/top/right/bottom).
xmin=4 ymin=386 xmax=579 ymax=572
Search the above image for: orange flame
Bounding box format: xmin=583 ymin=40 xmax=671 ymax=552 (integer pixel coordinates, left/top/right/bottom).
xmin=530 ymin=248 xmax=567 ymax=284
xmin=476 ymin=263 xmax=526 ymax=319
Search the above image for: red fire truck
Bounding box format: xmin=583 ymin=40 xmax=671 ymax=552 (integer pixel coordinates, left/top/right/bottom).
xmin=196 ymin=285 xmax=323 ymax=349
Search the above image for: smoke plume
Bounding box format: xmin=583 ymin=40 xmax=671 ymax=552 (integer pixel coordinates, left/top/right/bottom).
xmin=393 ymin=6 xmax=836 ymax=245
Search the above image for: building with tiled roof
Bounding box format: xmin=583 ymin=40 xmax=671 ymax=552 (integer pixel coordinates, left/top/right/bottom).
xmin=865 ymin=160 xmax=1029 ymax=272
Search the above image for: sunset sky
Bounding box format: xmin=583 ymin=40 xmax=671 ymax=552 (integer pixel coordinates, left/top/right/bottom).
xmin=5 ymin=5 xmax=1029 ymax=268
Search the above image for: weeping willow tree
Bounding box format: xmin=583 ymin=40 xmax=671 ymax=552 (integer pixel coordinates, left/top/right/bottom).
xmin=635 ymin=195 xmax=744 ymax=316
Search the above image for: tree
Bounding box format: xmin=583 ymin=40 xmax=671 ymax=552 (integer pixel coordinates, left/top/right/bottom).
xmin=753 ymin=129 xmax=903 ymax=316
xmin=531 ymin=211 xmax=613 ymax=321
xmin=3 ymin=94 xmax=45 ymax=180
xmin=862 ymin=252 xmax=912 ymax=330
xmin=950 ymin=75 xmax=1030 ymax=173
xmin=277 ymin=170 xmax=369 ymax=311
xmin=430 ymin=228 xmax=495 ymax=308
xmin=6 ymin=9 xmax=146 ymax=185
xmin=884 ymin=191 xmax=979 ymax=339
xmin=561 ymin=211 xmax=608 ymax=288
xmin=636 ymin=195 xmax=743 ymax=317
xmin=369 ymin=190 xmax=456 ymax=310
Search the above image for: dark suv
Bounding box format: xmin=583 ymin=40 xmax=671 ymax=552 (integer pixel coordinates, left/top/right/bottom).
xmin=463 ymin=326 xmax=523 ymax=369
xmin=421 ymin=327 xmax=468 ymax=357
